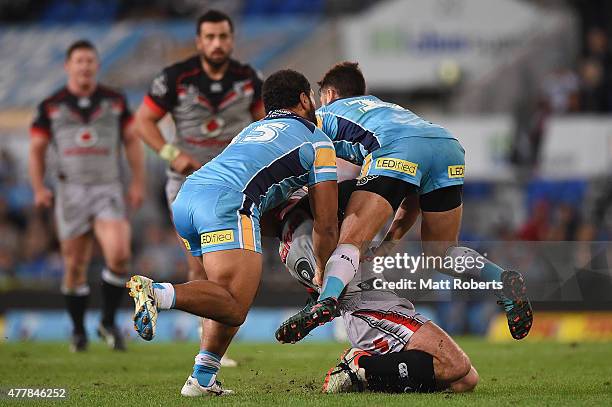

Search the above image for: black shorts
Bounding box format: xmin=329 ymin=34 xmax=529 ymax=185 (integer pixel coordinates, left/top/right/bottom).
xmin=355 ymin=175 xmax=463 ymax=212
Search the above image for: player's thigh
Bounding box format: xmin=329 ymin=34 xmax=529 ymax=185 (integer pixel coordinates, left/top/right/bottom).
xmin=94 ymin=219 xmax=131 ymax=268
xmin=340 ymin=190 xmax=394 ymax=249
xmin=55 ymin=183 xmax=94 ymax=241
xmin=420 ymin=204 xmax=463 ymax=257
xmin=60 ymin=233 xmax=94 ymax=284
xmin=202 ymin=249 xmax=263 ymax=312
xmin=406 ymin=321 xmax=471 ymax=382
xmin=177 ymin=233 xmax=207 ymax=280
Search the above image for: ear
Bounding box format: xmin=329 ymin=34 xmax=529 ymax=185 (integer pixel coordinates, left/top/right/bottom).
xmin=195 ymin=35 xmax=203 ymax=52
xmin=299 ymin=92 xmax=310 ymax=109
xmin=326 ymin=87 xmax=338 ymax=102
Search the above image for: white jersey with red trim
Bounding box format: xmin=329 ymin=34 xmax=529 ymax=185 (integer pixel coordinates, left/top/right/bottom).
xmin=145 ymin=56 xmax=263 ymax=169
xmin=31 ymin=85 xmax=132 ymax=184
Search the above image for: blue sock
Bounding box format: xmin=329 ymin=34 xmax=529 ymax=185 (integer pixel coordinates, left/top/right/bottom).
xmin=481 ymin=262 xmax=504 ymax=283
xmin=192 ymin=350 xmax=221 ymax=387
xmin=319 ymin=276 xmax=345 ymax=301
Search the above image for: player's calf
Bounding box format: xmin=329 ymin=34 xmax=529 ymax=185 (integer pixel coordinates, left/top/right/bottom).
xmin=407 ymin=321 xmax=472 ymax=385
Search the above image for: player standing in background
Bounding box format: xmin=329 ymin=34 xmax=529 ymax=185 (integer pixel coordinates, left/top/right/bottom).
xmin=134 ymin=10 xmax=264 ymax=366
xmin=127 ymin=69 xmax=339 ymax=396
xmin=29 ymin=40 xmax=145 ymax=352
xmin=277 ymin=62 xmax=533 ymax=343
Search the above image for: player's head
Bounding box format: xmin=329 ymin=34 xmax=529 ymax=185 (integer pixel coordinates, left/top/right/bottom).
xmin=64 ymin=39 xmax=99 ymax=88
xmin=196 ymin=10 xmax=234 ymax=69
xmin=262 ymin=69 xmax=317 ymax=123
xmin=318 ymin=61 xmax=366 ymax=105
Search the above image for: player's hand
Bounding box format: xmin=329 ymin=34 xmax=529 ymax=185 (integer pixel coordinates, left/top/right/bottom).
xmin=127 ymin=181 xmax=145 ymax=209
xmin=34 ymin=187 xmax=53 ymax=209
xmin=171 ymin=152 xmax=201 ymax=176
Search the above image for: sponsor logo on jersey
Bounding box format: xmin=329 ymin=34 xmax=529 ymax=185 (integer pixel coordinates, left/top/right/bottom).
xmin=201 ymin=229 xmax=235 ymax=247
xmin=375 ymin=158 xmax=418 ymax=176
xmin=75 ymin=127 xmax=98 ymax=147
xmin=182 ymin=238 xmax=191 ymax=250
xmin=201 ymin=116 xmax=225 ymax=138
xmin=150 ymin=73 xmax=168 ymax=97
xmin=448 ymin=165 xmax=465 ymax=178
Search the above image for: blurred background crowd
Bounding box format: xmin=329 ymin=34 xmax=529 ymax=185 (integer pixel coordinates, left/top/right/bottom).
xmin=1 ymin=1 xmax=611 ymax=334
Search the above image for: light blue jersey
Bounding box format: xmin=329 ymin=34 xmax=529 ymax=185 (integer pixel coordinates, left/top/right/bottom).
xmin=316 ymin=95 xmax=464 ymax=194
xmin=188 ymin=110 xmax=336 ymax=213
xmin=172 ymin=110 xmax=337 ymax=256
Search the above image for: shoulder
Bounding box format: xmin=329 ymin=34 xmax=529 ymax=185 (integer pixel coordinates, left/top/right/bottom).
xmin=312 ymin=127 xmax=333 ymax=144
xmin=227 ymin=59 xmax=262 ymax=81
xmin=39 ymin=86 xmax=68 ymax=107
xmin=161 ymin=55 xmax=201 ymax=80
xmin=97 ymin=84 xmax=127 ymax=100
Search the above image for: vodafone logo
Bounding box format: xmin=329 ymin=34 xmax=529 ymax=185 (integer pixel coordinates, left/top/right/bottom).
xmin=200 ymin=116 xmax=225 ymax=138
xmin=75 ymin=128 xmax=98 ymax=147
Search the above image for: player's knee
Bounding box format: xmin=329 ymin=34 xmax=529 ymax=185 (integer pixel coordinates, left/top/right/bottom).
xmin=63 ymin=256 xmax=87 ymax=277
xmin=421 ymin=242 xmax=450 ymax=260
xmin=436 ymin=351 xmax=471 ymax=383
xmin=188 ymin=267 xmax=206 ymax=281
xmin=225 ymin=307 xmax=248 ymax=327
xmin=451 ymin=366 xmax=479 ymax=393
xmin=106 ymin=252 xmax=130 ymax=274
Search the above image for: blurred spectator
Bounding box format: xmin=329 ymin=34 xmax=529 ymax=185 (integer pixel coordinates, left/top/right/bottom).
xmin=16 ymin=214 xmax=62 ymax=281
xmin=578 ymin=27 xmax=612 ymax=112
xmin=517 ymin=200 xmax=551 ymax=241
xmin=578 ymin=57 xmax=609 ymax=112
xmin=134 ymin=223 xmax=188 ymax=282
xmin=541 ymin=68 xmax=580 ymax=114
xmin=548 ymin=204 xmax=580 ymax=241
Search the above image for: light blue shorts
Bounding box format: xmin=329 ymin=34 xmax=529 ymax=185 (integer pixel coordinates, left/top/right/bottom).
xmin=171 ymin=182 xmax=262 ymax=257
xmin=359 ymin=136 xmax=465 ymax=195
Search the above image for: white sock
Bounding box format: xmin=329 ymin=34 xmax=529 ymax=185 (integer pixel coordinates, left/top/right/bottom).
xmin=319 ymin=244 xmax=360 ymax=300
xmin=152 ymin=282 xmax=175 ymax=310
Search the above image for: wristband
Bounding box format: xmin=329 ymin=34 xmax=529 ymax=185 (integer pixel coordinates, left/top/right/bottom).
xmin=159 ymin=144 xmax=180 ymax=162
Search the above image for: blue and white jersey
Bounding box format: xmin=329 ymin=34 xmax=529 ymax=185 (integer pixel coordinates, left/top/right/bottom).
xmin=187 ymin=110 xmax=337 ymax=213
xmin=316 ymin=95 xmax=454 ymax=165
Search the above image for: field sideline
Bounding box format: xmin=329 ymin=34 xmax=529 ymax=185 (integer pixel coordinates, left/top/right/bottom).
xmin=1 ymin=339 xmax=611 ymax=406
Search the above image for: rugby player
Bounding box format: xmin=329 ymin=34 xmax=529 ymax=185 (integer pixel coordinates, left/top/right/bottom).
xmin=276 ymin=62 xmax=533 ymax=344
xmin=29 ymin=40 xmax=145 ymax=352
xmin=127 ymin=70 xmax=339 ymax=396
xmin=276 ymin=180 xmax=478 ymax=393
xmin=134 ymin=9 xmax=264 ymax=367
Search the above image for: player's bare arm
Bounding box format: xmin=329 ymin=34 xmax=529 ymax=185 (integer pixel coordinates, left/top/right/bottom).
xmin=28 ymin=135 xmax=53 ymax=209
xmin=134 ymin=103 xmax=201 ymax=175
xmin=308 ymin=180 xmax=339 ymax=286
xmin=122 ymin=122 xmax=146 ymax=209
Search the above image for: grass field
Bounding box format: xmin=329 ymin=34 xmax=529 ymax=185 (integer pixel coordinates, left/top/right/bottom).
xmin=1 ymin=339 xmax=611 ymax=406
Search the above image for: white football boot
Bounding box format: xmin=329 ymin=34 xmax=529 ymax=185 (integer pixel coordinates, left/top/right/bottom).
xmin=126 ymin=275 xmax=158 ymax=341
xmin=181 ymin=376 xmax=234 ymax=397
xmin=322 ymin=348 xmax=370 ymax=393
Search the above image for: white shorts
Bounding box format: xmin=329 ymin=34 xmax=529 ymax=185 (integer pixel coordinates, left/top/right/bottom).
xmin=55 ymin=182 xmax=126 ymax=240
xmin=342 ymin=299 xmax=429 ymax=355
xmin=165 ymin=171 xmax=186 ymax=206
